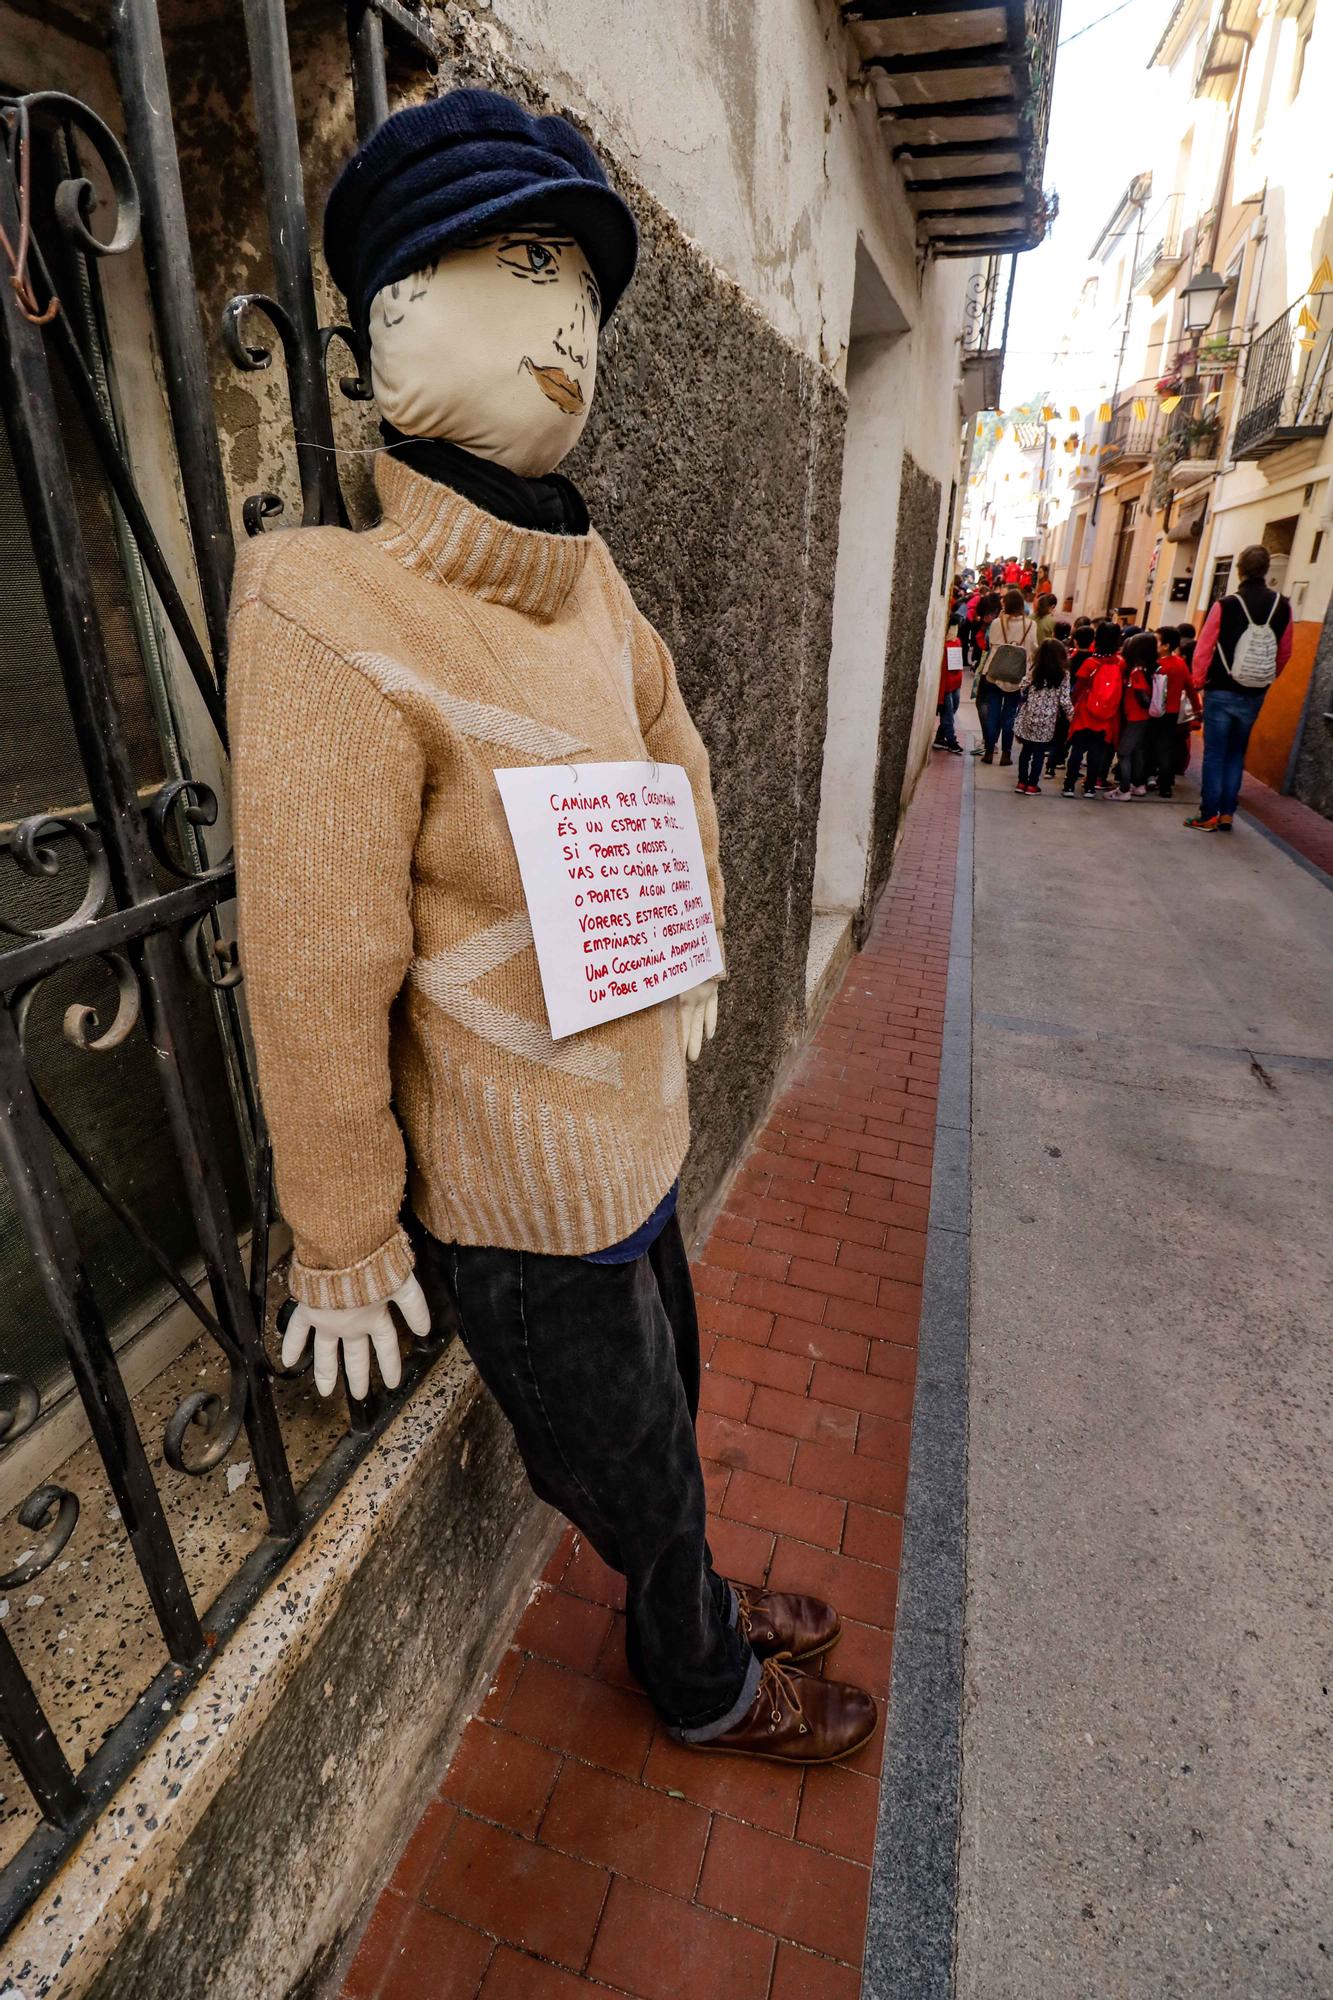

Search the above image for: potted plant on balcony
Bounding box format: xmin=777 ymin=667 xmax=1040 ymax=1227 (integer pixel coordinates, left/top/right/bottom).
xmin=1198 ymin=331 xmax=1241 ymax=370
xmin=1182 ymin=412 xmax=1220 ymax=459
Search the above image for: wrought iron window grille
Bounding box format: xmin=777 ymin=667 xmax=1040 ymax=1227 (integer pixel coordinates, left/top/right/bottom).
xmin=0 ymin=0 xmax=440 ymax=1937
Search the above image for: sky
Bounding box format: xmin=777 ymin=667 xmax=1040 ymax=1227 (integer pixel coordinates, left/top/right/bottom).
xmin=1000 ymin=0 xmax=1175 ymax=406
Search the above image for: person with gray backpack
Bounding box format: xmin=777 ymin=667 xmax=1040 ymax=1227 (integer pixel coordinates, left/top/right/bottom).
xmin=1184 ymin=545 xmax=1292 ymax=832
xmin=977 ymin=588 xmax=1037 ymax=766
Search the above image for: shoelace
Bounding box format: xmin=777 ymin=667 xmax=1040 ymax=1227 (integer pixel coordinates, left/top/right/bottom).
xmin=755 ymin=1652 xmax=810 ymax=1736
xmin=734 ymin=1587 xmax=778 ymax=1647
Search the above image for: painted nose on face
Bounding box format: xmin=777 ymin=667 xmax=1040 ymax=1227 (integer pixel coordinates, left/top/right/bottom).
xmin=557 ymin=299 xmax=590 ymax=369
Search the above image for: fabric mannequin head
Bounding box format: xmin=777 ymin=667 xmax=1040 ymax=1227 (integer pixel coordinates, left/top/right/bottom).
xmin=369 ymin=228 xmax=601 ymax=476
xmin=324 ymin=89 xmax=637 ymax=478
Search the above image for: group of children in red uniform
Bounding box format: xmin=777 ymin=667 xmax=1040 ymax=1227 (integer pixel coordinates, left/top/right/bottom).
xmin=1042 ymin=620 xmax=1196 ymax=802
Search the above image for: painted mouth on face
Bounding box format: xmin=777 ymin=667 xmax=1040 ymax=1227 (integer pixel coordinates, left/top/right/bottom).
xmin=522 ymin=357 xmax=585 ymax=414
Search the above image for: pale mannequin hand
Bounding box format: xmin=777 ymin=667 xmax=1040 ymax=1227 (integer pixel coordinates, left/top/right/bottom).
xmin=678 ymin=978 xmax=721 ymax=1063
xmin=282 ymin=1274 xmax=432 ymax=1399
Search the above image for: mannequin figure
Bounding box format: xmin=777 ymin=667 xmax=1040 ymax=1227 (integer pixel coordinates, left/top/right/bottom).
xmin=230 ymin=90 xmax=874 ymax=1764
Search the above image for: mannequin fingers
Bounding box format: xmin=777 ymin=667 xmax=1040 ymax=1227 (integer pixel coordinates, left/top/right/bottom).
xmin=282 ymin=1307 xmax=313 ymax=1373
xmin=343 ymin=1331 xmax=372 ymax=1403
xmin=686 ymin=1001 xmax=704 ymax=1063
xmin=371 ymin=1315 xmax=404 ymax=1391
xmin=703 ymin=989 xmax=718 ymax=1041
xmin=393 ymin=1273 xmax=433 ymax=1340
xmin=312 ymin=1328 xmax=342 ymax=1399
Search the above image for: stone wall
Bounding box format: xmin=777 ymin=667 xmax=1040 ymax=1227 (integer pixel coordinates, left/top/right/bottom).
xmin=167 ymin=2 xmax=844 ymax=1228
xmin=865 ymin=452 xmax=943 ymax=914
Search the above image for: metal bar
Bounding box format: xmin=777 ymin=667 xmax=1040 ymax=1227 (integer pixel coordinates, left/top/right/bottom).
xmin=372 ymin=0 xmax=440 ymax=57
xmin=0 ymin=1627 xmax=83 ymax=1827
xmin=0 ymin=1003 xmax=203 ymax=1663
xmin=109 ymin=0 xmax=236 ymax=679
xmin=879 ymin=94 xmax=1019 ymax=117
xmin=348 ymin=0 xmax=390 ymax=137
xmin=906 ymin=169 xmax=1024 ymax=191
xmin=239 ymin=0 xmax=344 ymax=525
xmin=0 ymin=871 xmax=233 ymax=993
xmin=844 ymin=0 xmax=1005 ymax=16
xmin=0 ymin=151 xmax=299 ymax=1542
xmin=38 ymin=265 xmax=227 ymax=745
xmin=864 ymin=43 xmax=1012 ymax=70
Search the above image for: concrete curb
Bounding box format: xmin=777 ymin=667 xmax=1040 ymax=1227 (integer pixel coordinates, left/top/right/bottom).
xmin=863 ymin=752 xmax=974 ymax=2000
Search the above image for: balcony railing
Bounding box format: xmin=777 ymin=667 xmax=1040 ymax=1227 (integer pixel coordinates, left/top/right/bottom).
xmin=1133 ymin=191 xmax=1185 ymax=291
xmin=961 ymin=254 xmax=1016 ymax=412
xmin=1104 ymin=388 xmax=1162 ymax=464
xmin=1233 ymin=296 xmax=1333 ymax=459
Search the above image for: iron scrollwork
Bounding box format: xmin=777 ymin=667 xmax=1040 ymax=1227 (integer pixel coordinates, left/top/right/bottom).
xmin=0 ymin=1483 xmax=80 ymax=1591
xmin=164 ymin=1359 xmax=248 ymax=1476
xmin=0 ymin=1374 xmax=42 ymax=1448
xmin=0 ymin=814 xmax=112 ymax=942
xmin=147 ymin=778 xmax=229 ymax=880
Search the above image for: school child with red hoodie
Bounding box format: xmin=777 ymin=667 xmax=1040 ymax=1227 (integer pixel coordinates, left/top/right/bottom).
xmin=1109 ymin=633 xmax=1158 ymax=798
xmin=1061 ymin=622 xmax=1123 ymax=798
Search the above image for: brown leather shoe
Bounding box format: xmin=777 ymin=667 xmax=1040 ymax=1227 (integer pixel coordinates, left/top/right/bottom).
xmin=691 ymin=1654 xmax=877 ymax=1766
xmin=736 ymin=1585 xmax=840 ymax=1664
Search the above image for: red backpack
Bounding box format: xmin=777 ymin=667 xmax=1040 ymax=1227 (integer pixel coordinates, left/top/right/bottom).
xmin=1085 ymin=655 xmax=1123 ymax=724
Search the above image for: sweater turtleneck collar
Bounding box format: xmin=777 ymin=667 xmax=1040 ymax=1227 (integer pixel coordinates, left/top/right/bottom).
xmin=371 ymin=447 xmax=593 ymax=622
xmin=378 ymin=425 xmax=591 ymax=537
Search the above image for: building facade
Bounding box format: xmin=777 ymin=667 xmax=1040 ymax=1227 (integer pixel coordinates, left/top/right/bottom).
xmin=0 ymin=0 xmax=1057 ymax=1987
xmin=1042 ymin=0 xmax=1332 ymax=807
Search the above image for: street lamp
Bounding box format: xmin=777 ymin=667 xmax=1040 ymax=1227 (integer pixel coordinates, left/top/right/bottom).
xmin=1180 ymin=263 xmax=1226 ymax=337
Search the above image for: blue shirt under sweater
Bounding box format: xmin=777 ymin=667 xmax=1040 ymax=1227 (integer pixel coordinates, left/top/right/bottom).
xmin=582 ymin=1181 xmax=679 ymax=1264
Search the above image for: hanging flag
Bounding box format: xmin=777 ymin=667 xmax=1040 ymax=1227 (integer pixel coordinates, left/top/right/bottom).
xmin=1160 ymin=394 xmax=1182 ymax=413
xmin=1069 ymin=405 xmax=1080 ymax=421
xmin=995 ymin=426 xmax=1004 ymax=440
xmin=1203 ymin=388 xmax=1221 ymax=405
xmin=1299 ymin=336 xmax=1317 ymax=350
xmin=1042 ymin=405 xmax=1056 ymax=421
xmin=1098 ymin=401 xmax=1112 ymax=422
xmin=1132 ymin=398 xmax=1148 ymax=420
xmin=1297 ymin=304 xmax=1319 ymax=335
xmin=1310 ymin=255 xmax=1333 ymax=293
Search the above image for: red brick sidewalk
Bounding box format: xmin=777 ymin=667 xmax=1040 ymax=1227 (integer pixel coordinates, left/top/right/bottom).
xmin=1239 ymin=771 xmax=1333 ymax=877
xmin=341 ymin=756 xmax=962 ymax=2000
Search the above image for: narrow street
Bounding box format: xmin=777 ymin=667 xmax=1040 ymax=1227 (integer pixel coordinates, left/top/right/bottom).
xmin=957 ymin=724 xmax=1333 ymax=1996
xmin=338 ymin=714 xmax=1333 ymax=1999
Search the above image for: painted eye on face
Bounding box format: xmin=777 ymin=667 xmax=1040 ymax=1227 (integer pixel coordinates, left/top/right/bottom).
xmin=496 ymin=238 xmax=562 ymax=280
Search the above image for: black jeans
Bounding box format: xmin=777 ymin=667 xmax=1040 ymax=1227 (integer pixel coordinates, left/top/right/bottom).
xmin=416 ymin=1219 xmax=760 ymax=1739
xmin=1064 ymin=729 xmax=1112 ymax=792
xmin=1017 ymin=738 xmax=1048 ymax=787
xmin=1144 ymin=714 xmax=1178 ymax=794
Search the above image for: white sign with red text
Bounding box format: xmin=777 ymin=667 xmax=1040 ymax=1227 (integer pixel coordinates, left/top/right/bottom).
xmin=495 ymin=760 xmax=723 ymax=1041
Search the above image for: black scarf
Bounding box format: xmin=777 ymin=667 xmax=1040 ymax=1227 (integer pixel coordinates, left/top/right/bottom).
xmin=380 ymin=424 xmax=589 ymax=536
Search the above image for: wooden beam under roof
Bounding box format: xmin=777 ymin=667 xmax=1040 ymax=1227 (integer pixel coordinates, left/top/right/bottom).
xmin=890 ymin=134 xmax=1022 ymax=158
xmin=916 ymin=201 xmax=1027 ymax=219
xmin=863 ymin=43 xmax=1013 ymax=72
xmin=905 ymin=169 xmax=1024 ymax=192
xmin=880 ymin=94 xmax=1019 ymax=118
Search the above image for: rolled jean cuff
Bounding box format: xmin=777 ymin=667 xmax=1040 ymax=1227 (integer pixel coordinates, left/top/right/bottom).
xmin=671 ymin=1646 xmax=763 ymax=1744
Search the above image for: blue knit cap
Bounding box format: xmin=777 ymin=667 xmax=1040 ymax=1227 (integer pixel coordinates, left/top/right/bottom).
xmin=324 ymin=88 xmax=638 ymax=338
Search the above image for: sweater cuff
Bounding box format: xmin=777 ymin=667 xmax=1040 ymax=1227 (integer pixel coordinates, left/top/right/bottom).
xmin=289 ymin=1226 xmax=415 ymax=1311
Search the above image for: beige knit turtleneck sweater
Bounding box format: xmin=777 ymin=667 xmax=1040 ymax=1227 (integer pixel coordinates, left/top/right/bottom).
xmin=227 ymin=455 xmax=724 ymax=1308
